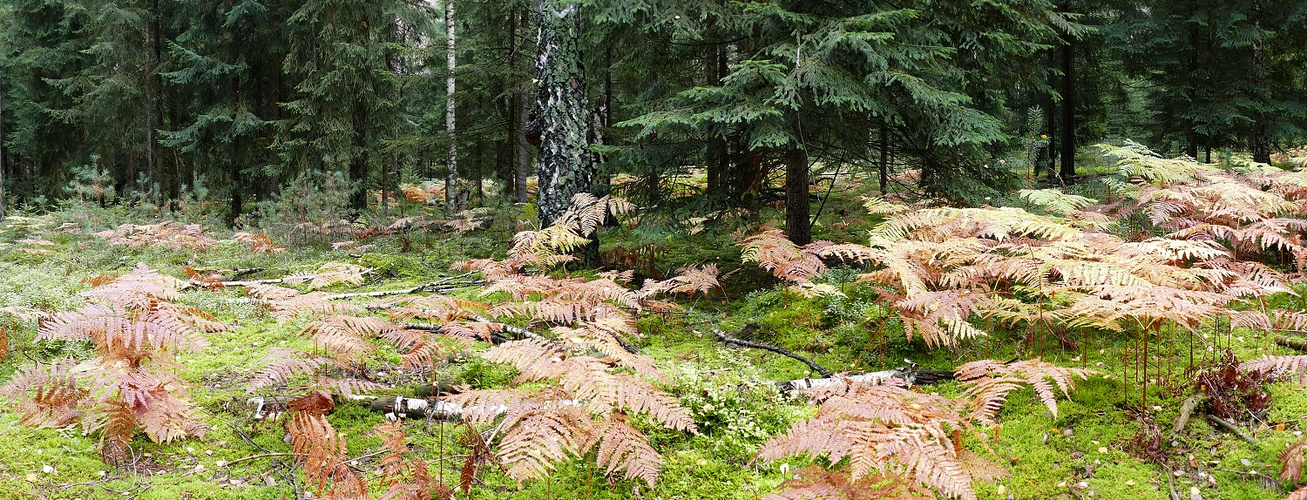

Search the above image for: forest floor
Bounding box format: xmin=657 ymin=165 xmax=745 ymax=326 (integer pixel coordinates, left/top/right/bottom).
xmin=0 ymin=170 xmax=1304 ymax=500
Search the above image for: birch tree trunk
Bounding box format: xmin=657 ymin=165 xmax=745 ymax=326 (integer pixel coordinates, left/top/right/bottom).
xmin=444 ymin=0 xmax=459 ymax=211
xmin=533 ymin=0 xmax=592 ymax=228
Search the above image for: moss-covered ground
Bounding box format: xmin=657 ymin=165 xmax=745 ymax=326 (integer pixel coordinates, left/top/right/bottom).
xmin=0 ymin=185 xmax=1303 ymax=500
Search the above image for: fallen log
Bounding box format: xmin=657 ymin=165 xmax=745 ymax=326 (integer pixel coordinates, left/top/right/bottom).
xmin=1169 ymin=394 xmax=1210 ymax=440
xmin=1276 ymin=336 xmax=1307 ymax=352
xmin=777 ymin=363 xmax=955 ymax=394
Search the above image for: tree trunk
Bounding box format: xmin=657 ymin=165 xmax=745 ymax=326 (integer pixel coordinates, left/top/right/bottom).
xmin=444 ymin=0 xmax=459 ymax=211
xmin=533 ymin=0 xmax=593 ymax=228
xmin=879 ymin=121 xmax=890 ymax=195
xmin=591 ymin=45 xmax=612 ymax=197
xmin=143 ymin=22 xmax=156 ymax=205
xmin=1251 ymin=33 xmax=1271 ymax=164
xmin=513 ymin=9 xmax=531 ymax=204
xmin=229 ymin=76 xmax=241 ymax=224
xmin=349 ymin=101 xmax=369 ymax=211
xmin=0 ymin=77 xmax=5 ymax=220
xmin=1058 ymin=23 xmax=1075 ymax=181
xmin=705 ymin=45 xmax=727 ymax=195
xmin=785 ymin=146 xmax=811 ymax=245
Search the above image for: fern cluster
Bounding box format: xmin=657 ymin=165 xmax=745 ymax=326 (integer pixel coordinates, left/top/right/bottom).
xmin=743 ymin=174 xmax=1307 ymax=347
xmin=2 ymin=264 xmax=215 ymax=462
xmin=438 ymin=205 xmax=722 ymax=487
xmin=759 ymin=360 xmax=1092 ymax=500
xmin=91 ymin=222 xmax=218 ymax=251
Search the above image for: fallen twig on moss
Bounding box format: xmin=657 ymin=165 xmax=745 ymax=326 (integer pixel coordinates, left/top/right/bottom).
xmin=1206 ymin=414 xmax=1257 ymax=444
xmin=713 ymin=329 xmax=833 ymax=378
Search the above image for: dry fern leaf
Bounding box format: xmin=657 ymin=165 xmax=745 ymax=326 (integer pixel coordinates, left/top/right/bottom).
xmin=583 ymin=412 xmax=662 ymax=487
xmin=757 ymin=383 xmax=985 ymax=500
xmin=246 ymin=348 xmax=343 ymax=394
xmin=639 ymin=264 xmax=721 ymax=298
xmin=955 ymin=359 xmax=1094 ymax=421
xmin=444 ymin=389 xmax=529 ymax=424
xmin=249 ymin=286 xmax=364 ymax=321
xmin=495 ymin=402 xmax=590 ymax=481
xmin=287 ymin=412 xmax=367 ymax=498
xmin=234 ymin=231 xmax=288 ymax=254
xmin=1242 ymin=355 xmax=1307 ymax=386
xmin=0 ymin=359 xmax=88 ymax=428
xmin=767 ymin=466 xmax=931 ymax=500
xmin=1281 ymin=439 xmax=1307 ymax=484
xmin=299 ymin=315 xmax=397 ymax=364
xmin=740 ymin=228 xmax=828 ymax=283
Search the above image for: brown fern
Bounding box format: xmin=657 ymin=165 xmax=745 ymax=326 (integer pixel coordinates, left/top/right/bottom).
xmin=757 ymin=381 xmax=991 ymax=500
xmin=1281 ymin=439 xmax=1307 ymax=486
xmin=767 ymin=466 xmax=931 ymax=500
xmin=234 ymin=231 xmax=289 ymax=254
xmin=17 ymin=264 xmax=213 ymax=457
xmin=0 ymin=360 xmax=87 ymax=428
xmin=760 ymin=359 xmax=1089 ymax=500
xmin=1242 ymin=355 xmax=1307 ymax=386
xmin=639 ymin=264 xmax=721 ymax=298
xmin=955 ymin=359 xmax=1094 ymax=422
xmin=287 ymin=412 xmax=367 ymax=498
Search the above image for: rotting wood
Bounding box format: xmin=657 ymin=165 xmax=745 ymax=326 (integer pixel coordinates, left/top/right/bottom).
xmin=1169 ymin=394 xmax=1210 ymax=440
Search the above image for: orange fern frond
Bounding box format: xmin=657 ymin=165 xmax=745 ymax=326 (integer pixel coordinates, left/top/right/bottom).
xmin=496 ymin=402 xmax=590 ymax=481
xmin=639 ymin=264 xmax=721 ymax=298
xmin=287 ymin=412 xmax=367 ymax=498
xmin=245 ymin=348 xmax=343 ymax=394
xmin=740 ymin=228 xmax=828 ymax=283
xmin=766 ymin=466 xmax=931 ymax=500
xmin=234 ymin=231 xmax=288 ymax=254
xmin=1280 ymin=439 xmax=1306 ymax=484
xmin=0 ymin=360 xmax=87 ymax=428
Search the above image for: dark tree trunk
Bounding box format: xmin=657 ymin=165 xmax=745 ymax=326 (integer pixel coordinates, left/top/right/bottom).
xmin=534 ymin=0 xmax=593 ymax=228
xmin=1250 ymin=27 xmax=1271 ymax=164
xmin=0 ymin=77 xmax=5 ymax=219
xmin=513 ymin=9 xmax=531 ymax=204
xmin=785 ymin=146 xmax=811 ymax=245
xmin=706 ymin=45 xmax=728 ymax=195
xmin=1185 ymin=133 xmax=1198 ymax=159
xmin=1058 ymin=25 xmax=1075 ymax=181
xmin=349 ymin=101 xmax=369 ymax=211
xmin=879 ymin=121 xmax=890 ymax=195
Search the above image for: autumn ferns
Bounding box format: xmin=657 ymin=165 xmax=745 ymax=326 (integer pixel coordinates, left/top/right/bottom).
xmin=1282 ymin=439 xmax=1307 ymax=500
xmin=448 ymin=336 xmax=695 ymax=486
xmin=759 ymin=360 xmax=1093 ymax=500
xmin=1 ymin=264 xmax=215 ymax=462
xmin=741 ymin=186 xmax=1306 ymax=348
xmin=441 ymin=204 xmax=707 ymax=487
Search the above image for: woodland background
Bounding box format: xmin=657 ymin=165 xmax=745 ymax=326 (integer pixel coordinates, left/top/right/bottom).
xmin=0 ymin=1 xmax=1304 ymax=500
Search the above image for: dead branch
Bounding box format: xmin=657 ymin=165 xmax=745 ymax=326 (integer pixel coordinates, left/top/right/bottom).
xmin=1206 ymin=414 xmax=1258 ymax=444
xmin=713 ymin=329 xmax=833 ymax=378
xmin=1169 ymin=394 xmax=1210 ymax=440
xmin=1276 ymin=336 xmax=1307 ymax=352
